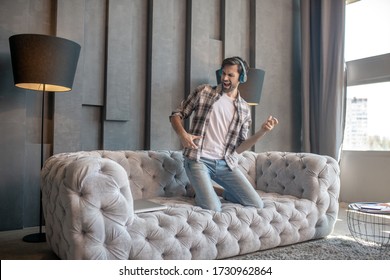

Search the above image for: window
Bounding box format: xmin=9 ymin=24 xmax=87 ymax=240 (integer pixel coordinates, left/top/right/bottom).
xmin=343 ymin=82 xmax=390 ymax=150
xmin=343 ymin=0 xmax=390 ymax=151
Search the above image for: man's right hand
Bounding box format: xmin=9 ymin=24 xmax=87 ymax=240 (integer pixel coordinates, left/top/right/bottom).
xmin=170 ymin=115 xmax=202 ymax=149
xmin=180 ymin=133 xmax=202 ymax=149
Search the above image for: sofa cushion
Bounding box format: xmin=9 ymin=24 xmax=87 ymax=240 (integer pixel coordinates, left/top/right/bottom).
xmin=126 ymin=192 xmax=321 ymax=259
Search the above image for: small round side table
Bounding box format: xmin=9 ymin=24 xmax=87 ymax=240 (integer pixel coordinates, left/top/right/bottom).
xmin=347 ymin=203 xmax=390 ymax=257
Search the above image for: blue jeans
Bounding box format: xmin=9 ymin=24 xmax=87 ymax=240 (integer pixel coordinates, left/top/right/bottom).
xmin=184 ymin=157 xmax=264 ymax=211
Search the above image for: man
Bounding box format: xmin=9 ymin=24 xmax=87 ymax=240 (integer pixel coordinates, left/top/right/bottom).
xmin=169 ymin=56 xmax=278 ymax=211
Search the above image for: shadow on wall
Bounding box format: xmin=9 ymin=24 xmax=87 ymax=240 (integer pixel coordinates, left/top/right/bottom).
xmin=0 ymin=53 xmax=14 ymax=98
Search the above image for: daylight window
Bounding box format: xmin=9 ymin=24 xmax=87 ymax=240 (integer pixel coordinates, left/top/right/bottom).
xmin=343 ymin=0 xmax=390 ymax=151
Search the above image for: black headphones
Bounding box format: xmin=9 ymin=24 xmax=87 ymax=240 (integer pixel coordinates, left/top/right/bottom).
xmin=218 ymin=57 xmax=247 ymax=83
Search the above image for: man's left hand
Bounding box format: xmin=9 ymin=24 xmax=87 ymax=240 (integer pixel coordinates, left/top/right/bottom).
xmin=262 ymin=115 xmax=279 ymax=131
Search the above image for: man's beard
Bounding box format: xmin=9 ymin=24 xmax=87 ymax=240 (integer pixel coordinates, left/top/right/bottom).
xmin=222 ymin=82 xmax=237 ymax=93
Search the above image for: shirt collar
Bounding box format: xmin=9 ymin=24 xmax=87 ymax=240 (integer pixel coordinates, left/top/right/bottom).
xmin=216 ymin=84 xmax=247 ymax=105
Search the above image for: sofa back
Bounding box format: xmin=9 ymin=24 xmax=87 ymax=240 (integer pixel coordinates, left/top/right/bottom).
xmin=96 ymin=150 xmax=339 ymax=203
xmin=99 ymin=150 xmax=190 ymax=200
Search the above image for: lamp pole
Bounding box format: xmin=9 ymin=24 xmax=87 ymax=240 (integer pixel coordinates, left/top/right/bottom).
xmin=23 ymin=85 xmax=46 ymax=242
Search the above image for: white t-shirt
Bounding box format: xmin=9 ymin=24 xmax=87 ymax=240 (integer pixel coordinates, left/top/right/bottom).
xmin=200 ymin=94 xmax=235 ymax=159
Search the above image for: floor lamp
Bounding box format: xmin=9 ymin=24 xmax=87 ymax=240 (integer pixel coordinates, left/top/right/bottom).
xmin=9 ymin=34 xmax=80 ymax=243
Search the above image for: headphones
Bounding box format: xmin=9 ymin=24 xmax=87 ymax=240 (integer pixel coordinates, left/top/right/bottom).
xmin=218 ymin=57 xmax=247 ymax=83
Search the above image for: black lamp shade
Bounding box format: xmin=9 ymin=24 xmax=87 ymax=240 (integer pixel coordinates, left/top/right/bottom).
xmin=216 ymin=68 xmax=265 ymax=105
xmin=238 ymin=68 xmax=265 ymax=105
xmin=9 ymin=34 xmax=81 ymax=92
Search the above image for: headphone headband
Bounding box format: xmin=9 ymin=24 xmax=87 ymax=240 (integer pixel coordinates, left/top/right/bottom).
xmin=236 ymin=57 xmax=247 ymax=83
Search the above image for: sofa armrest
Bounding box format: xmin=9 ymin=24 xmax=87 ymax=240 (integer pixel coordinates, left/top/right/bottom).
xmin=252 ymin=151 xmax=340 ymax=228
xmin=254 ymin=152 xmax=340 ymax=202
xmin=41 ymin=152 xmax=134 ymax=259
xmin=252 ymin=151 xmax=340 ymax=237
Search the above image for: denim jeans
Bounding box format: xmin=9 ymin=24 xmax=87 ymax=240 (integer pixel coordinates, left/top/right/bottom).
xmin=184 ymin=157 xmax=264 ymax=211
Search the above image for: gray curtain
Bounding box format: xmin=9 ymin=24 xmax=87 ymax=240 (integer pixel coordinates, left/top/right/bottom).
xmin=300 ymin=0 xmax=346 ymax=161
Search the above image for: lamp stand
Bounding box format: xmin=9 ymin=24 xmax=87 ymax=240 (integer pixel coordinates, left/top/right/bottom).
xmin=9 ymin=34 xmax=81 ymax=243
xmin=250 ymin=106 xmax=256 ymax=152
xmin=23 ymin=85 xmax=46 ymax=243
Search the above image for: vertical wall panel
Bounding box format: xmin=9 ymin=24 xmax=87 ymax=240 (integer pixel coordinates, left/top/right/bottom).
xmin=223 ymin=0 xmax=251 ymax=61
xmin=54 ymin=0 xmax=85 ymax=154
xmin=103 ymin=0 xmax=147 ymax=150
xmin=0 ymin=44 xmax=24 ymax=229
xmin=0 ymin=123 xmax=25 ymax=230
xmin=105 ymin=0 xmax=132 ymax=121
xmin=209 ymin=39 xmax=223 ymax=84
xmin=208 ymin=0 xmax=223 ymax=84
xmin=103 ymin=121 xmax=143 ymax=150
xmin=209 ymin=0 xmax=222 ymax=40
xmin=253 ymin=0 xmax=298 ymax=152
xmin=82 ymin=0 xmax=106 ymax=106
xmin=81 ymin=105 xmax=103 ymax=151
xmin=187 ymin=0 xmax=212 ymax=93
xmin=123 ymin=0 xmax=148 ymax=150
xmin=149 ymin=0 xmax=187 ymax=150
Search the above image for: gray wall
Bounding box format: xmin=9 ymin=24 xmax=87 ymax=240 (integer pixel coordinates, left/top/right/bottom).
xmin=0 ymin=0 xmax=299 ymax=231
xmin=340 ymin=151 xmax=390 ymax=203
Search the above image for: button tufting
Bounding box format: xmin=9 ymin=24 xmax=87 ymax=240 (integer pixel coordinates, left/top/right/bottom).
xmin=41 ymin=150 xmax=340 ymax=260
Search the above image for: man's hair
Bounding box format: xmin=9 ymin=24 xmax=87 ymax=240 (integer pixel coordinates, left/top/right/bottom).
xmin=221 ymin=56 xmax=249 ymax=76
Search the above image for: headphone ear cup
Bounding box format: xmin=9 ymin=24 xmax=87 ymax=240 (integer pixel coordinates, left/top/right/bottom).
xmin=238 ymin=60 xmax=247 ymax=83
xmin=239 ymin=72 xmax=247 ymax=83
xmin=217 ymin=68 xmax=223 ymax=83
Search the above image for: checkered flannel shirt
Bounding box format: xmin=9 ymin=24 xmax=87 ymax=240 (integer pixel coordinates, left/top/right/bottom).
xmin=170 ymin=84 xmax=251 ymax=169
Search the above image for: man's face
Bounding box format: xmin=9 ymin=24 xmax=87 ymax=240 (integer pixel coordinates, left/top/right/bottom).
xmin=221 ymin=64 xmax=240 ymax=93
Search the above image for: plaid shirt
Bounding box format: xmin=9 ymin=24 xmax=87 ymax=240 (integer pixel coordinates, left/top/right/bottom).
xmin=170 ymin=84 xmax=251 ymax=169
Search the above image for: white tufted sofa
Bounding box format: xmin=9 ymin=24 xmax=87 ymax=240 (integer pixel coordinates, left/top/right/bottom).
xmin=41 ymin=150 xmax=340 ymax=260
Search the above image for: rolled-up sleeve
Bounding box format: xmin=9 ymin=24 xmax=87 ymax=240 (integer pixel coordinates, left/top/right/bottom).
xmin=237 ymin=116 xmax=251 ymax=147
xmin=169 ymin=85 xmax=203 ymax=121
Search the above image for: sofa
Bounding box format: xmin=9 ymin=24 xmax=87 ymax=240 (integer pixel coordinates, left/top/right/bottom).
xmin=41 ymin=150 xmax=340 ymax=260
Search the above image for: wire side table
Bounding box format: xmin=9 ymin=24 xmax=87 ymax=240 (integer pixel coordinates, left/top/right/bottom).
xmin=347 ymin=203 xmax=390 ymax=257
